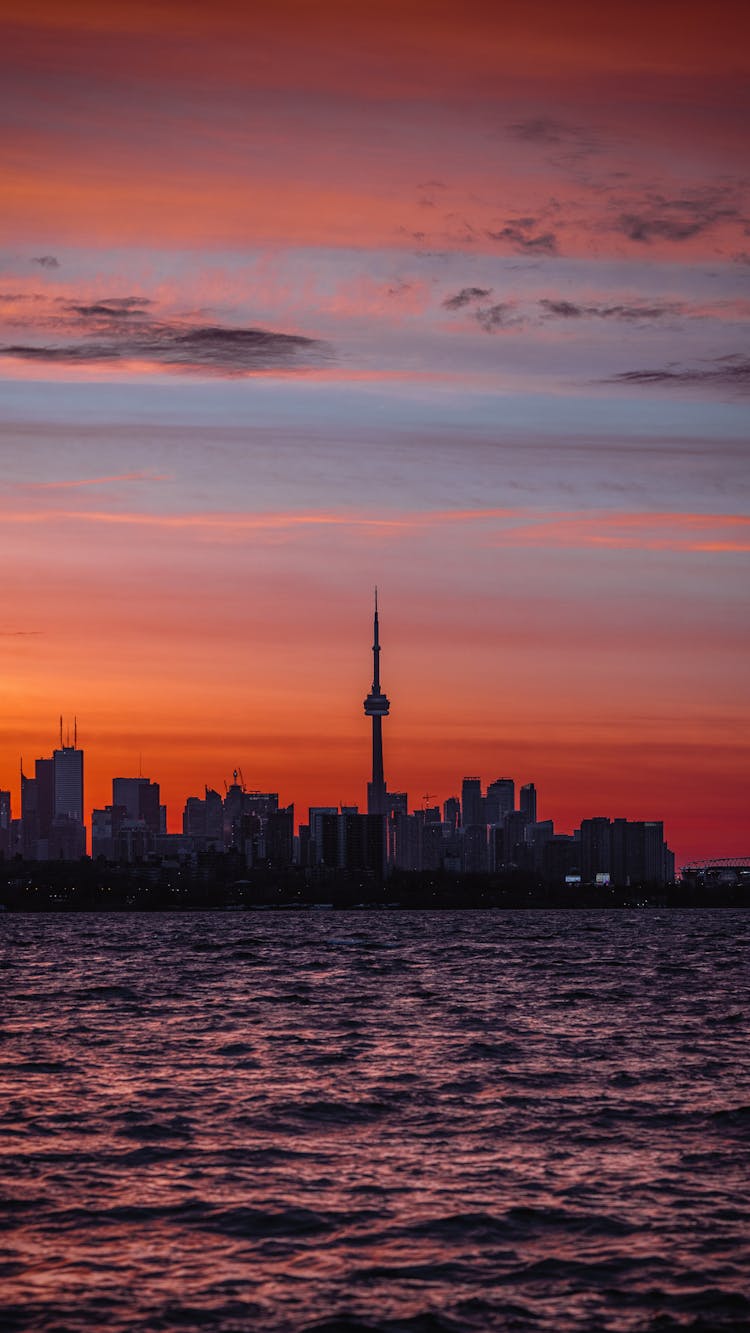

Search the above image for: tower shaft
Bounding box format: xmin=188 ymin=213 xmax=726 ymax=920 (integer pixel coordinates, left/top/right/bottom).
xmin=363 ymin=590 xmax=390 ymax=816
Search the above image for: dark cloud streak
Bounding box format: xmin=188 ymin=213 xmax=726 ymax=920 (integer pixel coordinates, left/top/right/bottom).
xmin=618 ymin=190 xmax=746 ymax=244
xmin=475 ymin=302 xmax=519 ymax=332
xmin=442 ymin=287 xmax=492 ymax=310
xmin=487 ymin=224 xmax=558 ymax=255
xmin=541 ymin=299 xmax=684 ymax=321
xmin=0 ymin=317 xmax=329 ymax=374
xmin=609 ymin=355 xmax=750 ymax=392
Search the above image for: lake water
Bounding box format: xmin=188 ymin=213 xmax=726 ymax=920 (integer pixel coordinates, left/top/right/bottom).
xmin=1 ymin=909 xmax=748 ymax=1332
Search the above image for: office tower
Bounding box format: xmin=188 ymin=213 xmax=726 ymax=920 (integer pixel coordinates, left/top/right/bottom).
xmin=342 ymin=812 xmax=387 ymax=878
xmin=503 ymin=810 xmax=530 ymax=866
xmin=52 ymin=737 xmax=86 ymax=857
xmin=54 ymin=744 xmax=83 ymax=823
xmin=308 ymin=806 xmax=339 ymax=864
xmin=392 ymin=811 xmax=421 ymax=871
xmin=588 ymin=817 xmax=670 ymax=887
xmin=364 ymin=590 xmax=390 ymax=816
xmin=317 ymin=812 xmax=343 ymax=867
xmin=580 ymin=817 xmax=612 ymax=883
xmin=461 ymin=777 xmax=483 ymax=828
xmin=443 ymin=796 xmax=460 ymax=830
xmin=183 ymin=787 xmax=223 ymax=845
xmin=112 ymin=777 xmax=161 ymax=834
xmin=484 ymin=777 xmax=515 ymax=824
xmin=520 ymin=782 xmax=537 ymax=824
xmin=265 ymin=805 xmax=294 ymax=868
xmin=20 ymin=754 xmax=55 ymax=859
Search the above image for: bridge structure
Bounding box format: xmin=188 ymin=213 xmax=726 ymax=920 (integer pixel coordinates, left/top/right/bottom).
xmin=680 ymin=857 xmax=750 ymax=884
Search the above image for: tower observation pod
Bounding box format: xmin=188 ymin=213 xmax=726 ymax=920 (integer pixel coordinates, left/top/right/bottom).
xmin=364 ymin=589 xmax=390 ymax=816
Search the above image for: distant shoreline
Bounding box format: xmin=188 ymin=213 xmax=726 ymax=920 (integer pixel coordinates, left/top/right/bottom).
xmin=0 ymin=861 xmax=746 ymax=914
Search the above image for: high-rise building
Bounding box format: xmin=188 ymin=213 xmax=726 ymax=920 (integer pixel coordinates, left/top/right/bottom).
xmin=54 ymin=744 xmax=83 ymax=823
xmin=342 ymin=813 xmax=387 ymax=878
xmin=308 ymin=806 xmax=338 ymax=864
xmin=265 ymin=805 xmax=294 ymax=868
xmin=21 ymin=757 xmax=54 ymax=859
xmin=112 ymin=777 xmax=161 ymax=834
xmin=485 ymin=778 xmax=514 ymax=824
xmin=443 ymin=796 xmax=460 ymax=830
xmin=183 ymin=787 xmax=223 ymax=846
xmin=520 ymin=782 xmax=537 ymax=824
xmin=581 ymin=817 xmax=672 ymax=887
xmin=51 ymin=739 xmax=86 ymax=857
xmin=364 ymin=590 xmax=390 ymax=816
xmin=461 ymin=777 xmax=483 ymax=828
xmin=22 ymin=726 xmax=85 ymax=859
xmin=580 ymin=816 xmax=612 ymax=883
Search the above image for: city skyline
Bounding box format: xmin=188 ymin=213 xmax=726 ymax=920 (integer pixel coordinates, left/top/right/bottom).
xmin=0 ymin=601 xmax=696 ymax=879
xmin=1 ymin=2 xmax=748 ymax=869
xmin=0 ymin=589 xmax=745 ymax=866
xmin=0 ymin=585 xmax=746 ymax=866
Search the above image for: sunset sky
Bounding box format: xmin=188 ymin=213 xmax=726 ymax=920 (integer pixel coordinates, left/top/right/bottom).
xmin=1 ymin=0 xmax=748 ymax=865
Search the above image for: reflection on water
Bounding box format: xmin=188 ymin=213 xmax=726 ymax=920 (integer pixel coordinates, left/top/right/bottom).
xmin=1 ymin=909 xmax=748 ymax=1331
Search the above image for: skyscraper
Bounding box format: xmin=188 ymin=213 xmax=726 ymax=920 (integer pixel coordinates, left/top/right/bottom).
xmin=112 ymin=777 xmax=161 ymax=834
xmin=52 ymin=735 xmax=86 ymax=858
xmin=363 ymin=590 xmax=390 ymax=816
xmin=485 ymin=777 xmax=515 ymax=824
xmin=520 ymin=782 xmax=537 ymax=824
xmin=461 ymin=777 xmax=483 ymax=828
xmin=54 ymin=744 xmax=83 ymax=823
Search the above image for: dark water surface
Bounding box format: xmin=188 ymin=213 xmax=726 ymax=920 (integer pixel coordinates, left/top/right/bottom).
xmin=1 ymin=909 xmax=748 ymax=1332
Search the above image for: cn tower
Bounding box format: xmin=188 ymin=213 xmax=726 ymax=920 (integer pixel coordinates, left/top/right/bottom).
xmin=363 ymin=589 xmax=390 ymax=815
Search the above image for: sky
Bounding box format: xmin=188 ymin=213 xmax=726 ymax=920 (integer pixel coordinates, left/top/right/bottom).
xmin=1 ymin=0 xmax=748 ymax=865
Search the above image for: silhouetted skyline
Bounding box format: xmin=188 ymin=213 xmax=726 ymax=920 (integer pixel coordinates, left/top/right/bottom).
xmin=1 ymin=604 xmax=683 ymax=884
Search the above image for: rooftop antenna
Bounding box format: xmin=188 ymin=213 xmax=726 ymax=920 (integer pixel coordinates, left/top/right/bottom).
xmin=59 ymin=714 xmax=63 ymax=747
xmin=74 ymin=716 xmax=77 ymax=748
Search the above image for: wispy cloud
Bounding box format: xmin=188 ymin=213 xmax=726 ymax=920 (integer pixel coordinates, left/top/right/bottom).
xmin=28 ymin=472 xmax=170 ymax=490
xmin=492 ymin=511 xmax=750 ymax=553
xmin=31 ymin=255 xmax=59 ymax=269
xmin=442 ymin=288 xmax=521 ymax=332
xmin=2 ymin=504 xmax=746 ymax=553
xmin=442 ymin=287 xmax=492 ymax=310
xmin=541 ymin=299 xmax=684 ymax=321
xmin=0 ymin=300 xmax=330 ymax=375
xmin=617 ymin=189 xmax=746 ymax=244
xmin=66 ymin=296 xmax=153 ymax=318
xmin=609 ymin=355 xmax=750 ymax=392
xmin=486 ymin=221 xmax=558 ymax=255
xmin=475 ymin=302 xmax=520 ymax=332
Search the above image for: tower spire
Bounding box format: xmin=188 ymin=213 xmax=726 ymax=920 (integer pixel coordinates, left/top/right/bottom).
xmin=372 ymin=586 xmax=381 ymax=692
xmin=364 ymin=588 xmax=390 ymax=815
